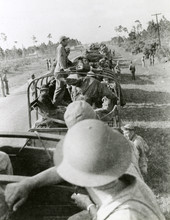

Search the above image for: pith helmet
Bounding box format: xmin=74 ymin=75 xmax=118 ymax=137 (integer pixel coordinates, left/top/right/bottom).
xmin=59 ymin=36 xmax=69 ymax=43
xmin=64 ymin=100 xmax=97 ymax=128
xmin=56 ymin=119 xmax=132 ymax=187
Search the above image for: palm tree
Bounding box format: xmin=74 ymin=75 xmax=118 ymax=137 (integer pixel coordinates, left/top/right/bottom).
xmin=32 ymin=35 xmax=38 ymax=46
xmin=47 ymin=33 xmax=52 ymax=41
xmin=135 ymin=20 xmax=143 ymax=35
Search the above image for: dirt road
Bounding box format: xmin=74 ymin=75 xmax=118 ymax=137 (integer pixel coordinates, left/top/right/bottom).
xmin=0 ymin=86 xmax=28 ymax=131
xmin=0 ymin=49 xmax=83 ymax=133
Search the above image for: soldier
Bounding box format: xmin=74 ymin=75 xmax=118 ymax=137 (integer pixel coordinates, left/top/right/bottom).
xmin=114 ymin=61 xmax=121 ymax=80
xmin=129 ymin=61 xmax=136 ymax=80
xmin=123 ymin=124 xmax=149 ymax=176
xmin=141 ymin=55 xmax=145 ymax=67
xmin=53 ymin=36 xmax=70 ymax=106
xmin=66 ymin=71 xmax=117 ymax=108
xmin=0 ymin=69 xmax=9 ymax=97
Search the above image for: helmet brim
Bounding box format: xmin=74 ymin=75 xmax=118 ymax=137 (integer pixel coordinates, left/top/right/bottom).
xmin=56 ymin=132 xmax=132 ymax=187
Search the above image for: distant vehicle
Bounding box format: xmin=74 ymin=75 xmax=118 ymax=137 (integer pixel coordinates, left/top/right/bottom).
xmin=27 ymin=47 xmax=122 ymax=145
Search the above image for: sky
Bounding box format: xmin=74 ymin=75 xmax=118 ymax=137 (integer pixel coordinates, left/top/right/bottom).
xmin=0 ymin=0 xmax=170 ymax=49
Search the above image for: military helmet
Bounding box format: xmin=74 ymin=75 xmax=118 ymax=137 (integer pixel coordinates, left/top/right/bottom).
xmin=64 ymin=100 xmax=97 ymax=129
xmin=56 ymin=119 xmax=132 ymax=187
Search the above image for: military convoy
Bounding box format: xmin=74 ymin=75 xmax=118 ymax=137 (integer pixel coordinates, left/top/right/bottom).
xmin=0 ymin=44 xmax=125 ymax=219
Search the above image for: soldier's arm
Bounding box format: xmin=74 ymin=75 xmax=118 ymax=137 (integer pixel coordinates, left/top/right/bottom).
xmin=5 ymin=167 xmax=63 ymax=211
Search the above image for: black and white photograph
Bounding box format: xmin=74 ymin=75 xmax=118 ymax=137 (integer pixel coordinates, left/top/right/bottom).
xmin=0 ymin=0 xmax=170 ymax=219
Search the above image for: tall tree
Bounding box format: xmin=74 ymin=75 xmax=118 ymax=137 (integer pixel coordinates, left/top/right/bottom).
xmin=32 ymin=35 xmax=38 ymax=46
xmin=135 ymin=20 xmax=143 ymax=35
xmin=47 ymin=33 xmax=52 ymax=40
xmin=0 ymin=33 xmax=8 ymax=60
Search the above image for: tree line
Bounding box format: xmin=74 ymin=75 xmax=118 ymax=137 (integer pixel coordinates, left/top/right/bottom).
xmin=111 ymin=16 xmax=170 ymax=59
xmin=0 ymin=33 xmax=81 ymax=60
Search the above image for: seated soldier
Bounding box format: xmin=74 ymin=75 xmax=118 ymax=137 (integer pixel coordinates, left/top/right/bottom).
xmin=69 ymin=57 xmax=90 ymax=73
xmin=66 ymin=71 xmax=118 ymax=109
xmin=95 ymin=96 xmax=116 ymax=121
xmin=81 ymin=57 xmax=90 ymax=72
xmin=98 ymin=58 xmax=110 ymax=69
xmin=102 ymin=78 xmax=126 ymax=107
xmin=37 ymin=85 xmax=56 ymax=116
xmin=48 ymin=77 xmax=56 ymax=100
xmin=32 ymin=84 xmax=66 ymax=128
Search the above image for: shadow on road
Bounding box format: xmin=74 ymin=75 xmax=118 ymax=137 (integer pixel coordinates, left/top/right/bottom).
xmin=123 ymin=88 xmax=170 ymax=104
xmin=120 ymin=74 xmax=154 ymax=85
xmin=121 ymin=106 xmax=170 ymax=122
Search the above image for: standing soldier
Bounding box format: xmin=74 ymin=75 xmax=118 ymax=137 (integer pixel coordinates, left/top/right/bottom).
xmin=53 ymin=36 xmax=70 ymax=106
xmin=141 ymin=55 xmax=145 ymax=67
xmin=123 ymin=124 xmax=149 ymax=176
xmin=114 ymin=61 xmax=121 ymax=80
xmin=149 ymin=54 xmax=153 ymax=66
xmin=152 ymin=54 xmax=155 ymax=66
xmin=46 ymin=59 xmax=50 ymax=70
xmin=0 ymin=69 xmax=9 ymax=97
xmin=129 ymin=61 xmax=136 ymax=80
xmin=48 ymin=59 xmax=52 ymax=69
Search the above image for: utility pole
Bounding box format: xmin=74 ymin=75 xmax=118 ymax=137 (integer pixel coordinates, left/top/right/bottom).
xmin=151 ymin=13 xmax=161 ymax=48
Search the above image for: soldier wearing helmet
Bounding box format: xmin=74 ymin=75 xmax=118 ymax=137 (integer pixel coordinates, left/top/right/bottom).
xmin=53 ymin=36 xmax=71 ymax=107
xmin=57 ymin=120 xmax=165 ymax=220
xmin=123 ymin=123 xmax=149 ymax=176
xmin=66 ymin=72 xmax=118 ymax=109
xmin=4 ymin=101 xmax=97 ymax=215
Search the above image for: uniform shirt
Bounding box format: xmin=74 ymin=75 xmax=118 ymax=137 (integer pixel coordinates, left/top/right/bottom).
xmin=129 ymin=64 xmax=136 ymax=73
xmin=55 ymin=44 xmax=67 ymax=73
xmin=96 ymin=174 xmax=165 ymax=220
xmin=131 ymin=134 xmax=149 ymax=155
xmin=131 ymin=134 xmax=149 ymax=169
xmin=126 ymin=142 xmax=143 ymax=180
xmin=38 ymin=93 xmax=56 ymax=116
